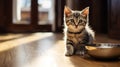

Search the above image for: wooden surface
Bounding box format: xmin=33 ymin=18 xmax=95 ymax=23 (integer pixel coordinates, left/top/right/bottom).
xmin=108 ymin=0 xmax=120 ymax=39
xmin=0 ymin=33 xmax=120 ymax=67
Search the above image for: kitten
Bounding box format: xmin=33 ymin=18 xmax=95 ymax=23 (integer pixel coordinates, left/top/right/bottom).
xmin=64 ymin=6 xmax=95 ymax=56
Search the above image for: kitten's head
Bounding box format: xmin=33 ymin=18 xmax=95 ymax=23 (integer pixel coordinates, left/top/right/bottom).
xmin=64 ymin=6 xmax=89 ymax=32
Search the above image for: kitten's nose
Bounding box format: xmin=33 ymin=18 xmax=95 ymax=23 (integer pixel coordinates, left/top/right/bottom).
xmin=75 ymin=25 xmax=78 ymax=28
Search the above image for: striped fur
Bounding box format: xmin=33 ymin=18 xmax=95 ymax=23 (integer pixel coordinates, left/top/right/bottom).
xmin=64 ymin=6 xmax=95 ymax=56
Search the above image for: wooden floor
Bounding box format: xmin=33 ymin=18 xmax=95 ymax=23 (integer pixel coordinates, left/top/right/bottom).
xmin=0 ymin=33 xmax=120 ymax=67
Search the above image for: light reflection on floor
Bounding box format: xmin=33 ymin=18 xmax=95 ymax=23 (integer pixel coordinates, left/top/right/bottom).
xmin=0 ymin=33 xmax=53 ymax=52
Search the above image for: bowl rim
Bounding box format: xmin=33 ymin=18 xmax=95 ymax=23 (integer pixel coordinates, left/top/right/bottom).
xmin=86 ymin=43 xmax=120 ymax=48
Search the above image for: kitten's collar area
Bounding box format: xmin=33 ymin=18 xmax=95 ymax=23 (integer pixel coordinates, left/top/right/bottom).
xmin=67 ymin=29 xmax=84 ymax=34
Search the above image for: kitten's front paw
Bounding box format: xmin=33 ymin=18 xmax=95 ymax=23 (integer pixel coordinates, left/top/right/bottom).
xmin=65 ymin=44 xmax=74 ymax=56
xmin=65 ymin=51 xmax=73 ymax=56
xmin=75 ymin=50 xmax=86 ymax=56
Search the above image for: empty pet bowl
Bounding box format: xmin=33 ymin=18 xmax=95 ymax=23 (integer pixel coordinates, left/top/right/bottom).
xmin=85 ymin=43 xmax=120 ymax=59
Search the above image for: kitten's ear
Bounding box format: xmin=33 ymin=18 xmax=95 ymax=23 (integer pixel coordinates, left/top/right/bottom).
xmin=64 ymin=6 xmax=72 ymax=17
xmin=81 ymin=7 xmax=89 ymax=17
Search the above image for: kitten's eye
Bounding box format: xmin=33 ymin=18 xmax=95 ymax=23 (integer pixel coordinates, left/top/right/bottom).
xmin=70 ymin=19 xmax=74 ymax=22
xmin=79 ymin=20 xmax=83 ymax=23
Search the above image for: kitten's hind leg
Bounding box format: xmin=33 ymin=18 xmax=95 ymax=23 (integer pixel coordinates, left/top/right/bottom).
xmin=75 ymin=46 xmax=87 ymax=56
xmin=65 ymin=44 xmax=74 ymax=56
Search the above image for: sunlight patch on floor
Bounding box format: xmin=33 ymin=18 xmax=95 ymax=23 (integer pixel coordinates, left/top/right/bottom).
xmin=0 ymin=34 xmax=24 ymax=41
xmin=0 ymin=33 xmax=53 ymax=52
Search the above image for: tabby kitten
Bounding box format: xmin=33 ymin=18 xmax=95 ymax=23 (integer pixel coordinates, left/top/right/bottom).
xmin=64 ymin=6 xmax=95 ymax=56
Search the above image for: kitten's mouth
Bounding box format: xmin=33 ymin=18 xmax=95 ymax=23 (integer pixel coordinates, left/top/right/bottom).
xmin=75 ymin=25 xmax=78 ymax=28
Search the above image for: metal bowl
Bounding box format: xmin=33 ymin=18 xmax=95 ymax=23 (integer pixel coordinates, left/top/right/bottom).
xmin=85 ymin=43 xmax=120 ymax=59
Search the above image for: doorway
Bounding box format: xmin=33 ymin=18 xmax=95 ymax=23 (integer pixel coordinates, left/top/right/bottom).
xmin=10 ymin=0 xmax=55 ymax=32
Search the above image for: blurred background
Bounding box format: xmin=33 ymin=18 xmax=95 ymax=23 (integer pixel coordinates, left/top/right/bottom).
xmin=0 ymin=0 xmax=120 ymax=39
xmin=0 ymin=0 xmax=120 ymax=67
